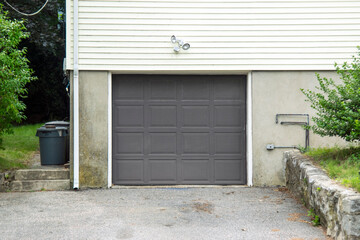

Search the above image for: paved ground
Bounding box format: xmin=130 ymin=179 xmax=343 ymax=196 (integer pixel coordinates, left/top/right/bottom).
xmin=0 ymin=187 xmax=328 ymax=240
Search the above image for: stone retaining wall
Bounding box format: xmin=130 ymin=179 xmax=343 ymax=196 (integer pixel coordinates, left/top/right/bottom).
xmin=0 ymin=172 xmax=14 ymax=192
xmin=285 ymin=150 xmax=360 ymax=240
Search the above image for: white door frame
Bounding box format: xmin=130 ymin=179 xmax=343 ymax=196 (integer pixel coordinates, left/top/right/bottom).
xmin=107 ymin=72 xmax=253 ymax=187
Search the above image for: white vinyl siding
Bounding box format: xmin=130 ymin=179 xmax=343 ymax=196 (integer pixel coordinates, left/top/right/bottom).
xmin=66 ymin=0 xmax=360 ymax=71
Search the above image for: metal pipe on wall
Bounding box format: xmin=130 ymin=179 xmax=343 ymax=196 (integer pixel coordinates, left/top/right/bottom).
xmin=73 ymin=0 xmax=79 ymax=189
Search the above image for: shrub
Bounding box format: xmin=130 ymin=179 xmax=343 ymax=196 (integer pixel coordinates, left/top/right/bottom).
xmin=301 ymin=48 xmax=360 ymax=142
xmin=0 ymin=6 xmax=36 ymax=147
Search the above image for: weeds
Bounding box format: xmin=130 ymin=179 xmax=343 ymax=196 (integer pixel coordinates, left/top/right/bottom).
xmin=307 ymin=208 xmax=320 ymax=226
xmin=0 ymin=124 xmax=42 ymax=171
xmin=305 ymin=146 xmax=360 ymax=192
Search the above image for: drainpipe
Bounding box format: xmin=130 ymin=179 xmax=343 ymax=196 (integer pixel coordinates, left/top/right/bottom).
xmin=73 ymin=0 xmax=79 ymax=189
xmin=246 ymin=72 xmax=253 ymax=186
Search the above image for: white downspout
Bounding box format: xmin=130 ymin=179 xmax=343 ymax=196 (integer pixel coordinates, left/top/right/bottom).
xmin=107 ymin=72 xmax=112 ymax=188
xmin=247 ymin=72 xmax=253 ymax=186
xmin=73 ymin=0 xmax=79 ymax=189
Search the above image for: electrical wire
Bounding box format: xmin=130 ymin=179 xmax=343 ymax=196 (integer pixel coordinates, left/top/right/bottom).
xmin=3 ymin=0 xmax=49 ymax=16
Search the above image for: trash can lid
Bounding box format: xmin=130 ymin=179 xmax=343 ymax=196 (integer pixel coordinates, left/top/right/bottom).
xmin=45 ymin=121 xmax=70 ymax=127
xmin=36 ymin=126 xmax=69 ymax=137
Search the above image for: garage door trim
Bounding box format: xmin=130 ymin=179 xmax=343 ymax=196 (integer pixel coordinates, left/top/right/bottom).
xmin=107 ymin=73 xmax=253 ymax=187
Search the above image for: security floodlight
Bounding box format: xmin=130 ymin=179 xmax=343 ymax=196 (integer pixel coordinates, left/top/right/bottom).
xmin=182 ymin=43 xmax=190 ymax=50
xmin=171 ymin=35 xmax=190 ymax=53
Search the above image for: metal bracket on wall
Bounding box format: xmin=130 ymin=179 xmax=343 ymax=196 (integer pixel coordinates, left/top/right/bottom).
xmin=267 ymin=114 xmax=309 ymax=150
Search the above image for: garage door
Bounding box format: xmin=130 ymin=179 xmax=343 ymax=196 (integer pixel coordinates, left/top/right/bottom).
xmin=112 ymin=75 xmax=246 ymax=185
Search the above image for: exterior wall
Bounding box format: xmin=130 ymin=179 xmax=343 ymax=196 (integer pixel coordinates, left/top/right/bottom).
xmin=251 ymin=71 xmax=347 ymax=186
xmin=66 ymin=0 xmax=358 ymax=72
xmin=74 ymin=71 xmax=109 ymax=188
xmin=71 ymin=70 xmax=349 ymax=188
xmin=66 ymin=1 xmax=359 ymax=187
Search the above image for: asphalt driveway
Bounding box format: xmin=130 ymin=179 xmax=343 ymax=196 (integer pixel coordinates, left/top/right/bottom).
xmin=0 ymin=187 xmax=328 ymax=240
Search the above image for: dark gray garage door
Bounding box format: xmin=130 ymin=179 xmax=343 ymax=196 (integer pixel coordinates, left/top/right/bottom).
xmin=112 ymin=75 xmax=246 ymax=185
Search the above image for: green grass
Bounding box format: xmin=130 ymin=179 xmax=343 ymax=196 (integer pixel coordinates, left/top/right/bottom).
xmin=305 ymin=146 xmax=360 ymax=193
xmin=0 ymin=124 xmax=43 ymax=171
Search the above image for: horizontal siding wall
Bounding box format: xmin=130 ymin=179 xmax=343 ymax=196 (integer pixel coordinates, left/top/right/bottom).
xmin=66 ymin=0 xmax=360 ymax=71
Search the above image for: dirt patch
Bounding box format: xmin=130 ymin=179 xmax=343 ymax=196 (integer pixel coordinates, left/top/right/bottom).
xmin=192 ymin=201 xmax=214 ymax=214
xmin=224 ymin=191 xmax=235 ymax=195
xmin=258 ymin=195 xmax=284 ymax=205
xmin=274 ymin=187 xmax=288 ymax=193
xmin=287 ymin=213 xmax=309 ymax=224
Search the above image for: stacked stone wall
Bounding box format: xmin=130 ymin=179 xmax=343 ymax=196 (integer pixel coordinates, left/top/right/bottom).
xmin=285 ymin=151 xmax=360 ymax=240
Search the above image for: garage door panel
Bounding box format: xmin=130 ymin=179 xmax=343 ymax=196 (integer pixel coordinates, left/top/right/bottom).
xmin=149 ymin=106 xmax=177 ymax=127
xmin=115 ymin=106 xmax=144 ymax=127
xmin=113 ymin=78 xmax=144 ymax=100
xmin=115 ymin=133 xmax=144 ymax=154
xmin=182 ymin=159 xmax=210 ymax=182
xmin=214 ymin=159 xmax=245 ymax=183
xmin=113 ymin=160 xmax=144 ymax=182
xmin=149 ymin=160 xmax=177 ymax=182
xmin=182 ymin=106 xmax=210 ymax=127
xmin=214 ymin=79 xmax=245 ymax=101
xmin=150 ymin=79 xmax=176 ymax=100
xmin=182 ymin=133 xmax=210 ymax=154
xmin=215 ymin=133 xmax=244 ymax=154
xmin=214 ymin=106 xmax=244 ymax=127
xmin=149 ymin=133 xmax=177 ymax=154
xmin=113 ymin=75 xmax=246 ymax=185
xmin=181 ymin=79 xmax=210 ymax=100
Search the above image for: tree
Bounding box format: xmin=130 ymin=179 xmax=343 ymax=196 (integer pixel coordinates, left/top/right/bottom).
xmin=3 ymin=0 xmax=68 ymax=123
xmin=301 ymin=48 xmax=360 ymax=142
xmin=0 ymin=6 xmax=36 ymax=147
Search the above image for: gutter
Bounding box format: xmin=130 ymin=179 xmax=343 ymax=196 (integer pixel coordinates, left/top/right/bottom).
xmin=73 ymin=0 xmax=79 ymax=189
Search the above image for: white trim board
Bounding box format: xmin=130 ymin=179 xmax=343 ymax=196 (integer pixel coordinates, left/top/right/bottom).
xmin=107 ymin=72 xmax=252 ymax=186
xmin=108 ymin=72 xmax=112 ymax=188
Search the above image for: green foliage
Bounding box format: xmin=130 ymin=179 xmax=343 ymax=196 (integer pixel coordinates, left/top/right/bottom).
xmin=301 ymin=48 xmax=360 ymax=142
xmin=298 ymin=145 xmax=309 ymax=154
xmin=3 ymin=0 xmax=68 ymax=122
xmin=306 ymin=146 xmax=360 ymax=192
xmin=0 ymin=6 xmax=36 ymax=147
xmin=307 ymin=208 xmax=321 ymax=226
xmin=0 ymin=123 xmax=42 ymax=171
xmin=303 ymin=177 xmax=308 ymax=185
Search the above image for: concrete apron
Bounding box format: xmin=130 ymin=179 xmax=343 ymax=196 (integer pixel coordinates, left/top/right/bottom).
xmin=0 ymin=187 xmax=328 ymax=240
xmin=112 ymin=185 xmax=249 ymax=189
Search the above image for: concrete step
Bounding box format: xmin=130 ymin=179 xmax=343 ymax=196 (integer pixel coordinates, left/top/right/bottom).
xmin=10 ymin=179 xmax=70 ymax=191
xmin=15 ymin=169 xmax=70 ymax=181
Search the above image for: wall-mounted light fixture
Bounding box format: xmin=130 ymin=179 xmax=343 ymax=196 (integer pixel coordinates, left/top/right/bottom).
xmin=171 ymin=35 xmax=190 ymax=53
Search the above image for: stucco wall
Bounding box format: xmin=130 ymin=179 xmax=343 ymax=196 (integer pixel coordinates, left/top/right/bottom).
xmin=251 ymin=71 xmax=347 ymax=186
xmin=71 ymin=70 xmax=348 ymax=188
xmin=75 ymin=71 xmax=108 ymax=188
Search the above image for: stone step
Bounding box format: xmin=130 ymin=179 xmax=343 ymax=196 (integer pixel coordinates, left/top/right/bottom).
xmin=14 ymin=169 xmax=70 ymax=181
xmin=10 ymin=180 xmax=70 ymax=191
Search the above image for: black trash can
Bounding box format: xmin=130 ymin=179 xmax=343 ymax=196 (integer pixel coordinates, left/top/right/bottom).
xmin=45 ymin=121 xmax=70 ymax=163
xmin=36 ymin=126 xmax=68 ymax=165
